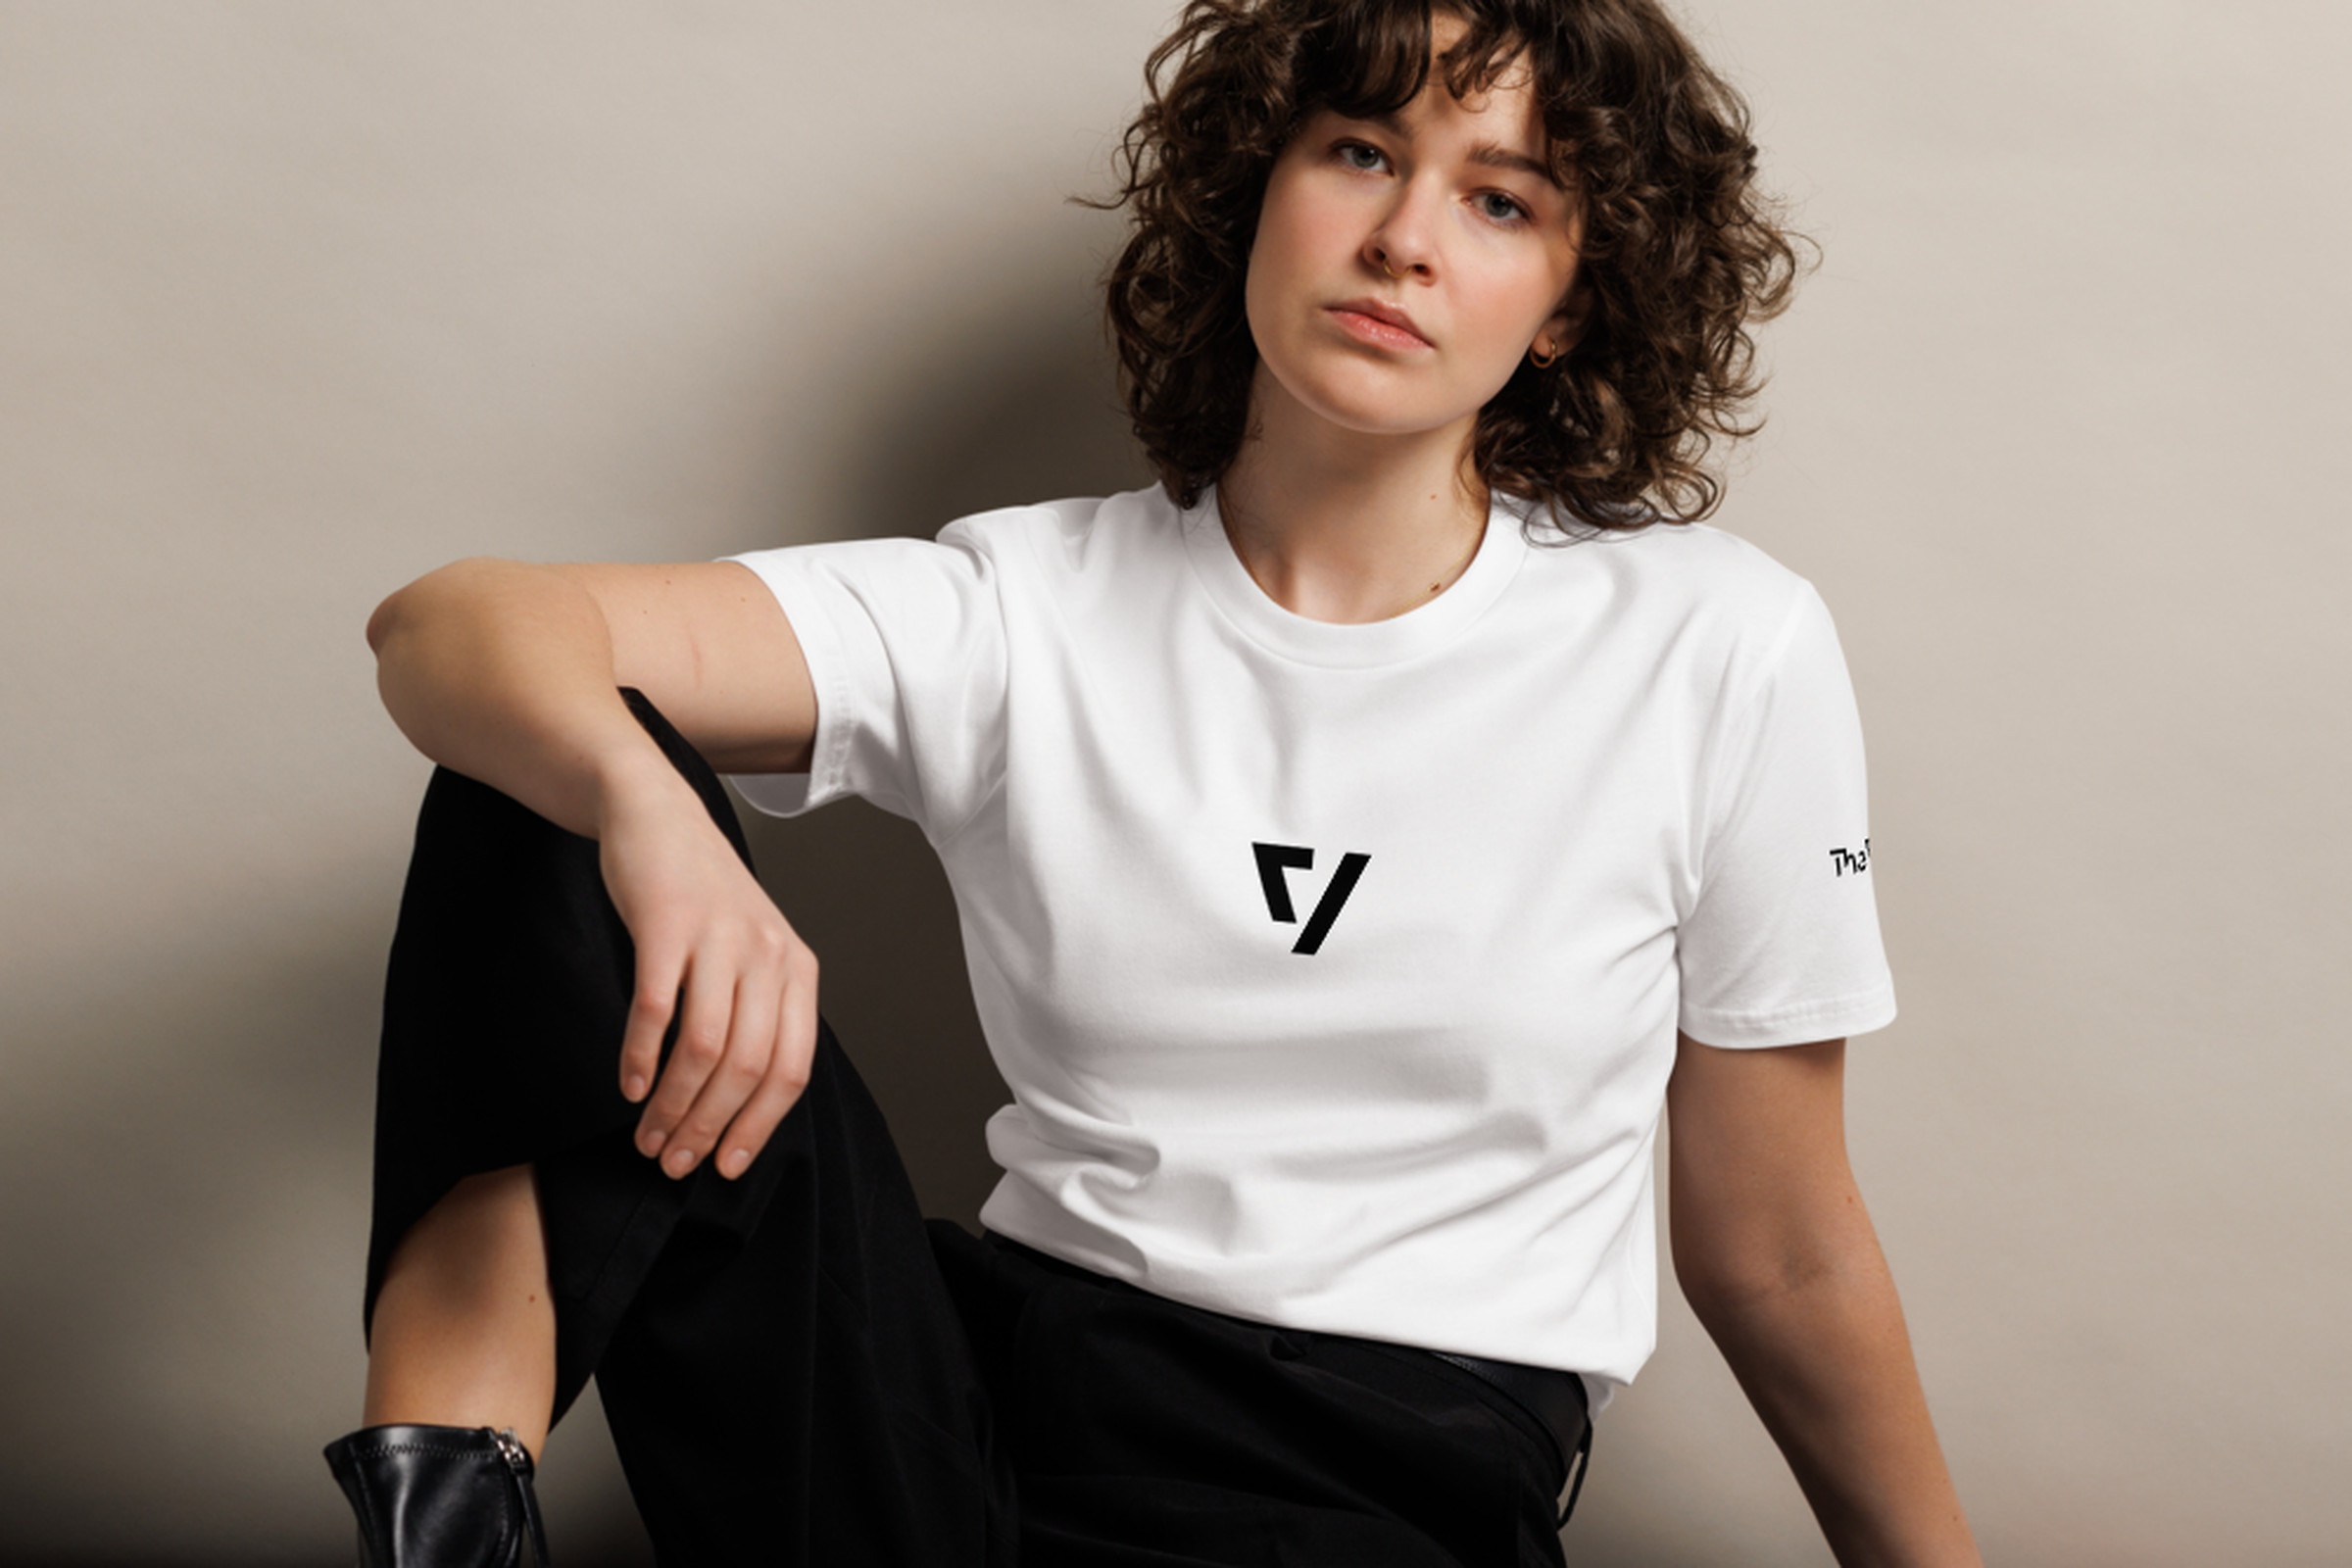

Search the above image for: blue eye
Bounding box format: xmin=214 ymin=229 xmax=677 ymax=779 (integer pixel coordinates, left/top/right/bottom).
xmin=1475 ymin=191 xmax=1530 ymax=224
xmin=1336 ymin=141 xmax=1388 ymax=172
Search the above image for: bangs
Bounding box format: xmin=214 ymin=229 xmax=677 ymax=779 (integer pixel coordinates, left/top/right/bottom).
xmin=1297 ymin=2 xmax=1540 ymax=130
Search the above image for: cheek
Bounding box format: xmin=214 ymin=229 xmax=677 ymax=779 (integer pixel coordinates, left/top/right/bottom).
xmin=1250 ymin=167 xmax=1357 ymax=281
xmin=1474 ymin=264 xmax=1575 ymax=358
xmin=1243 ymin=185 xmax=1313 ymax=344
xmin=1241 ymin=240 xmax=1278 ymax=360
xmin=1445 ymin=275 xmax=1563 ymax=407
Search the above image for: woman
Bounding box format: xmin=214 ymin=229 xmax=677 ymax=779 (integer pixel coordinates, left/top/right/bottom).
xmin=328 ymin=2 xmax=1982 ymax=1563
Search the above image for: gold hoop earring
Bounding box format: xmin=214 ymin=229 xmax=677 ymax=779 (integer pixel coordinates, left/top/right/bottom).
xmin=1529 ymin=339 xmax=1561 ymax=368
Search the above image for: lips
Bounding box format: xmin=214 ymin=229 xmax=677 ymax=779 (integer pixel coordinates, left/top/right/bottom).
xmin=1327 ymin=296 xmax=1432 ymax=349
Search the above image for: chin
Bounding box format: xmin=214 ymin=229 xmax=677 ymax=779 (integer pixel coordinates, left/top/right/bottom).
xmin=1268 ymin=359 xmax=1482 ymax=443
xmin=1325 ymin=403 xmax=1459 ymax=439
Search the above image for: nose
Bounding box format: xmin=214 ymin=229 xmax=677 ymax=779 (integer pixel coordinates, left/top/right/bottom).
xmin=1365 ymin=179 xmax=1441 ymax=282
xmin=1368 ymin=241 xmax=1426 ymax=281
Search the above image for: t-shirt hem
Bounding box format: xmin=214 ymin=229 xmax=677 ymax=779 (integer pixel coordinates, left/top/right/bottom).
xmin=981 ymin=1185 xmax=1644 ymax=1406
xmin=1678 ymin=985 xmax=1897 ymax=1049
xmin=716 ymin=552 xmax=852 ymax=818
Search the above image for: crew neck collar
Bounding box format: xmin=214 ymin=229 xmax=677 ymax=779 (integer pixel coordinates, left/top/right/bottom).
xmin=1178 ymin=484 xmax=1529 ymax=670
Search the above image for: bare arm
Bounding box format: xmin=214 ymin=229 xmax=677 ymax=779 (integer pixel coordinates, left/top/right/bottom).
xmin=367 ymin=557 xmax=820 ymax=1180
xmin=1667 ymin=1032 xmax=1982 ymax=1567
xmin=367 ymin=558 xmax=816 ymax=813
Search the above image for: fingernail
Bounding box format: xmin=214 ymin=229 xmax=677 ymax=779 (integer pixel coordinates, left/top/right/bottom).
xmin=640 ymin=1128 xmax=666 ymax=1156
xmin=624 ymin=1074 xmax=647 ymax=1102
xmin=721 ymin=1148 xmax=750 ymax=1179
xmin=665 ymin=1148 xmax=697 ymax=1178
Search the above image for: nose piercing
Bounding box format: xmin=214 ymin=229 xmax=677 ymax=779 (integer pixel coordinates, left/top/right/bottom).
xmin=1380 ymin=254 xmax=1401 ymax=279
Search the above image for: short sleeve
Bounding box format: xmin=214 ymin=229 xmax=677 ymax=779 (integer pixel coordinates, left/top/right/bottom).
xmin=720 ymin=521 xmax=1009 ymax=842
xmin=1676 ymin=582 xmax=1897 ymax=1048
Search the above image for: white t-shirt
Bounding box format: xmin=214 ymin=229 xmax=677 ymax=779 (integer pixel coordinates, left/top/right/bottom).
xmin=727 ymin=483 xmax=1893 ymax=1405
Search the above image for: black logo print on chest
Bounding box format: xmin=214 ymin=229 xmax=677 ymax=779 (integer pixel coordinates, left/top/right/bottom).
xmin=1829 ymin=839 xmax=1872 ymax=877
xmin=1251 ymin=842 xmax=1371 ymax=956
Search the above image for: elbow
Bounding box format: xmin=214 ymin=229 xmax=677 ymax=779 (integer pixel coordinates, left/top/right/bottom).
xmin=1677 ymin=1252 xmax=1845 ymax=1361
xmin=1674 ymin=1218 xmax=1890 ymax=1348
xmin=1672 ymin=1216 xmax=1850 ymax=1328
xmin=1677 ymin=1254 xmax=1789 ymax=1331
xmin=365 ymin=588 xmax=404 ymax=656
xmin=366 ymin=558 xmax=509 ymax=657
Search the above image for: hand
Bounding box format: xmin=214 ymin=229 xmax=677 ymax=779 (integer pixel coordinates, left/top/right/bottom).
xmin=596 ymin=760 xmax=819 ymax=1180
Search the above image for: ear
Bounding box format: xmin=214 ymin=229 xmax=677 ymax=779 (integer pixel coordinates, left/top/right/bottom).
xmin=1539 ymin=277 xmax=1595 ymax=358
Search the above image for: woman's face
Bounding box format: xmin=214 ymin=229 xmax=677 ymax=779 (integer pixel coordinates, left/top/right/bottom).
xmin=1244 ymin=43 xmax=1585 ymax=450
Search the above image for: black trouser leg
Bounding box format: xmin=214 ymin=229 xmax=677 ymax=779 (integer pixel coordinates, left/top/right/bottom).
xmin=363 ymin=691 xmax=1009 ymax=1565
xmin=594 ymin=1022 xmax=1010 ymax=1564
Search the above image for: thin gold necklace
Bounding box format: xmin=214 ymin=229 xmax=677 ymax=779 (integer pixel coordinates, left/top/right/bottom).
xmin=1223 ymin=509 xmax=1485 ymax=617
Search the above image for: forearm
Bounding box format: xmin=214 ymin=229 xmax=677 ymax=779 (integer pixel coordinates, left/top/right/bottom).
xmin=368 ymin=558 xmax=689 ymax=838
xmin=368 ymin=556 xmax=823 ymax=1178
xmin=1687 ymin=1236 xmax=1980 ymax=1568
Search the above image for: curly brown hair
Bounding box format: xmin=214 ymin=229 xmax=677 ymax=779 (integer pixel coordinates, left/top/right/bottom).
xmin=1100 ymin=0 xmax=1805 ymax=529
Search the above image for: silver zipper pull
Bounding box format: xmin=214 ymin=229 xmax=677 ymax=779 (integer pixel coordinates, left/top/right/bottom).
xmin=487 ymin=1429 xmax=552 ymax=1564
xmin=491 ymin=1427 xmax=532 ymax=1473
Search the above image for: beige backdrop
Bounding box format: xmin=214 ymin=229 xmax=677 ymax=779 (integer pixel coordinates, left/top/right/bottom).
xmin=3 ymin=2 xmax=2345 ymax=1563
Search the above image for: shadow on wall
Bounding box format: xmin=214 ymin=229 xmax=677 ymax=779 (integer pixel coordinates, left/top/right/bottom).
xmin=0 ymin=291 xmax=1137 ymax=1565
xmin=749 ymin=284 xmax=1159 ymax=1226
xmin=0 ymin=278 xmax=1751 ymax=1568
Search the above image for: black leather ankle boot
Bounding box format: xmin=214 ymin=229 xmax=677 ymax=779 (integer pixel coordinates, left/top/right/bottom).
xmin=323 ymin=1424 xmax=552 ymax=1566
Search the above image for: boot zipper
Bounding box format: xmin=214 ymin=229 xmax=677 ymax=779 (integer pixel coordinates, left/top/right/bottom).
xmin=490 ymin=1428 xmax=553 ymax=1565
xmin=491 ymin=1428 xmax=532 ymax=1472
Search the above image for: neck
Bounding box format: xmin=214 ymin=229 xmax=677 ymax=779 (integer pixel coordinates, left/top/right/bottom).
xmin=1215 ymin=370 xmax=1491 ymax=625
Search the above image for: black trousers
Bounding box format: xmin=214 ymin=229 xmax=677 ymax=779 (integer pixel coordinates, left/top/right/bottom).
xmin=365 ymin=693 xmax=1577 ymax=1566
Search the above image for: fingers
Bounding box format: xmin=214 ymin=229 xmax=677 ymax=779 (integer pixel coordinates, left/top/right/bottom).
xmin=635 ymin=955 xmax=742 ymax=1173
xmin=657 ymin=969 xmax=781 ymax=1178
xmin=628 ymin=923 xmax=816 ymax=1181
xmin=713 ymin=949 xmax=819 ymax=1179
xmin=617 ymin=945 xmax=680 ymax=1107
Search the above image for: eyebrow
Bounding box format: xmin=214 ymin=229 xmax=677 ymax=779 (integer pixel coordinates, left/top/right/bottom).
xmin=1364 ymin=111 xmax=1564 ymax=188
xmin=1469 ymin=142 xmax=1561 ymax=184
